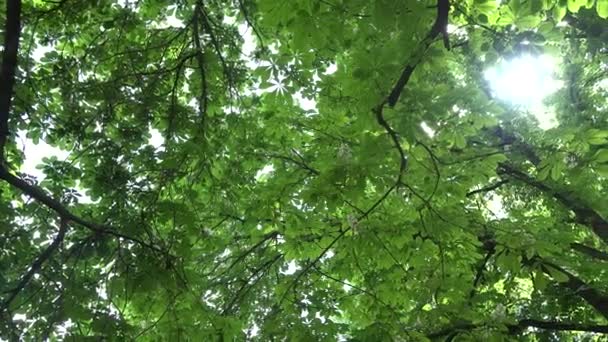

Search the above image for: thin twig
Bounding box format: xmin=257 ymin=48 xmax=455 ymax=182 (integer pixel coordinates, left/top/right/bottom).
xmin=237 ymin=0 xmax=265 ymax=49
xmin=416 ymin=140 xmax=441 ymax=201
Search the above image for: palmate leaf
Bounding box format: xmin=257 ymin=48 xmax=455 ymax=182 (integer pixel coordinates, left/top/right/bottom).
xmin=0 ymin=0 xmax=608 ymax=340
xmin=598 ymin=0 xmax=608 ymax=18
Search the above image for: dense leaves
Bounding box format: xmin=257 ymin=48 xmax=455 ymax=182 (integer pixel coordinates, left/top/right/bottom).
xmin=1 ymin=0 xmax=608 ymax=340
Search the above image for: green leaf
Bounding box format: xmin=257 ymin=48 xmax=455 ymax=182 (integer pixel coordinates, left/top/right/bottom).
xmin=568 ymin=0 xmax=587 ymax=13
xmin=595 ymin=164 xmax=608 ymax=177
xmin=586 ymin=129 xmax=608 ymax=145
xmin=598 ymin=0 xmax=608 ymax=18
xmin=454 ymin=134 xmax=467 ymax=149
xmin=534 ymin=271 xmax=550 ymax=290
xmin=477 ymin=0 xmax=499 ymax=14
xmin=537 ymin=160 xmax=551 ymax=180
xmin=510 ymin=0 xmax=522 ymax=14
xmin=550 ymin=160 xmax=564 ymax=181
xmin=497 ymin=251 xmax=521 ymax=275
xmin=593 ymin=149 xmax=608 ymax=163
xmin=546 ymin=266 xmax=570 ymax=282
xmin=516 ymin=15 xmax=541 ymax=29
xmin=530 ymin=0 xmax=543 ymax=13
xmin=552 ymin=3 xmax=567 ymax=20
xmin=567 ymin=0 xmax=585 ymax=12
xmin=4 ymin=0 xmax=608 ymax=340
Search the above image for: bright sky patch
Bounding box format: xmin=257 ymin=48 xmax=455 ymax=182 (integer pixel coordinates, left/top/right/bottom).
xmin=485 ymin=54 xmax=563 ymax=129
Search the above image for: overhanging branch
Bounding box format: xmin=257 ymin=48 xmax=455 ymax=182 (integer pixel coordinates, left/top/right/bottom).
xmin=386 ymin=0 xmax=450 ymax=107
xmin=428 ymin=319 xmax=608 ymax=338
xmin=477 ymin=235 xmax=608 ymax=320
xmin=0 ymin=0 xmax=22 ymax=159
xmin=371 ymin=0 xmax=451 ymax=200
xmin=571 ymin=242 xmax=608 ymax=261
xmin=192 ymin=2 xmax=208 ymax=128
xmin=466 ymin=179 xmax=509 ymax=197
xmin=499 ymin=163 xmax=608 ymax=245
xmin=0 ymin=165 xmax=163 ymax=253
xmin=516 ymin=319 xmax=608 ymax=333
xmin=540 ymin=260 xmax=608 ymax=319
xmin=1 ymin=217 xmax=68 ymax=311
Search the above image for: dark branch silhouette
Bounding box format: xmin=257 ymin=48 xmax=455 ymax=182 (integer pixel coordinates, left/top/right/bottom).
xmin=466 ymin=180 xmax=509 ymax=197
xmin=387 ymin=0 xmax=450 ymax=107
xmin=429 ymin=319 xmax=608 ymax=338
xmin=0 ymin=166 xmax=163 ymax=253
xmin=0 ymin=0 xmax=22 ymax=159
xmin=1 ymin=217 xmax=68 ymax=311
xmin=499 ymin=163 xmax=608 ymax=245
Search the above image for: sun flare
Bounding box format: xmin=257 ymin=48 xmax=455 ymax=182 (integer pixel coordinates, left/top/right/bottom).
xmin=485 ymin=54 xmax=563 ymax=128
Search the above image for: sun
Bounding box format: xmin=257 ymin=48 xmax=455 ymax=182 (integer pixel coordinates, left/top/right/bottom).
xmin=485 ymin=54 xmax=563 ymax=128
xmin=485 ymin=54 xmax=561 ymax=105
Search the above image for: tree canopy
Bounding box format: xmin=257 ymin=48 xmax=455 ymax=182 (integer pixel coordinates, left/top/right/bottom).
xmin=1 ymin=0 xmax=608 ymax=340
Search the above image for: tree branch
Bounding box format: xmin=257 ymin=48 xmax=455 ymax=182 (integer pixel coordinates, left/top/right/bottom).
xmin=477 ymin=235 xmax=608 ymax=320
xmin=192 ymin=2 xmax=208 ymax=128
xmin=0 ymin=0 xmax=22 ymax=159
xmin=386 ymin=0 xmax=450 ymax=107
xmin=499 ymin=163 xmax=608 ymax=245
xmin=1 ymin=217 xmax=68 ymax=311
xmin=0 ymin=166 xmax=163 ymax=253
xmin=468 ymin=247 xmax=495 ymax=299
xmin=370 ymin=0 xmax=451 ymax=196
xmin=415 ymin=140 xmax=441 ymax=202
xmin=570 ymin=242 xmax=608 ymax=261
xmin=237 ymin=0 xmax=264 ymax=49
xmin=540 ymin=260 xmax=608 ymax=319
xmin=466 ymin=179 xmax=509 ymax=197
xmin=223 ymin=253 xmax=282 ymax=314
xmin=429 ymin=319 xmax=608 ymax=338
xmin=516 ymin=319 xmax=608 ymax=333
xmin=278 ymin=228 xmax=350 ymax=306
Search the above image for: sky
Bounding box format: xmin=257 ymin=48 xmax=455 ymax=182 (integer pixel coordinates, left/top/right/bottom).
xmin=6 ymin=5 xmax=572 ymax=338
xmin=485 ymin=54 xmax=563 ymax=129
xmin=20 ymin=22 xmax=563 ymax=211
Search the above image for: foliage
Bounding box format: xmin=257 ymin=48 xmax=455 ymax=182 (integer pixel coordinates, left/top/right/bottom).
xmin=1 ymin=0 xmax=608 ymax=340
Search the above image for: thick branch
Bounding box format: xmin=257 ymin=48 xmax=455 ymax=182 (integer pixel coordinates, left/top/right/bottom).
xmin=540 ymin=260 xmax=608 ymax=319
xmin=1 ymin=217 xmax=68 ymax=310
xmin=489 ymin=126 xmax=541 ymax=166
xmin=386 ymin=0 xmax=450 ymax=107
xmin=0 ymin=165 xmax=162 ymax=252
xmin=429 ymin=319 xmax=608 ymax=338
xmin=478 ymin=235 xmax=608 ymax=319
xmin=571 ymin=242 xmax=608 ymax=261
xmin=371 ymin=0 xmax=451 ymax=194
xmin=499 ymin=163 xmax=608 ymax=245
xmin=192 ymin=3 xmax=208 ymax=127
xmin=0 ymin=0 xmax=22 ymax=158
xmin=516 ymin=319 xmax=608 ymax=333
